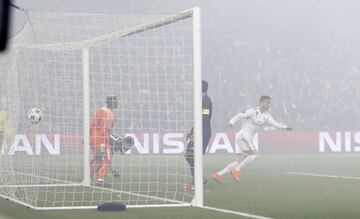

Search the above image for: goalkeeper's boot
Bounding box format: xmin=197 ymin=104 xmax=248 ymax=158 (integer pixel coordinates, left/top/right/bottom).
xmin=183 ymin=184 xmax=194 ymax=190
xmin=230 ymin=170 xmax=240 ymax=182
xmin=95 ymin=179 xmax=105 ymax=187
xmin=212 ymin=173 xmax=223 ymax=183
xmin=95 ymin=179 xmax=112 ymax=188
xmin=95 ymin=178 xmax=106 ymax=186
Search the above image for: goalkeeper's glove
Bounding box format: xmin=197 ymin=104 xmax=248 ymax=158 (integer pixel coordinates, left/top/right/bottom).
xmin=97 ymin=143 xmax=106 ymax=160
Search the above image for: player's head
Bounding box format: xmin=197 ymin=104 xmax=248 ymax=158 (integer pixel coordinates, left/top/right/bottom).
xmin=202 ymin=80 xmax=208 ymax=93
xmin=123 ymin=136 xmax=134 ymax=152
xmin=106 ymin=96 xmax=118 ymax=109
xmin=259 ymin=95 xmax=271 ymax=111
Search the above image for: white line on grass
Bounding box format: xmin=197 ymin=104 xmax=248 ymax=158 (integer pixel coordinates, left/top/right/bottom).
xmin=2 ymin=170 xmax=189 ymax=208
xmin=285 ymin=172 xmax=360 ymax=180
xmin=202 ymin=206 xmax=274 ymax=219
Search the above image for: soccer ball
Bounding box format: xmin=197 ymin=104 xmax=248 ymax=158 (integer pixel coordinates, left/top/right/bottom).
xmin=27 ymin=108 xmax=42 ymax=124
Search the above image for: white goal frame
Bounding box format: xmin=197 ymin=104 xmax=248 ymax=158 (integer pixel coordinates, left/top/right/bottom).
xmin=0 ymin=7 xmax=203 ymax=210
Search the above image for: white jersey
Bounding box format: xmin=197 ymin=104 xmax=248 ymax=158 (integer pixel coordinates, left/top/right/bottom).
xmin=229 ymin=107 xmax=287 ymax=143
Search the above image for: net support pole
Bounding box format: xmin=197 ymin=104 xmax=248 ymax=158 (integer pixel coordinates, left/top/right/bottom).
xmin=192 ymin=7 xmax=203 ymax=208
xmin=82 ymin=48 xmax=91 ymax=186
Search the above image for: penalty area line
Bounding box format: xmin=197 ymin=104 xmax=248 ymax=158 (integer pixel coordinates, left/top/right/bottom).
xmin=202 ymin=205 xmax=274 ymax=219
xmin=285 ymin=172 xmax=360 ymax=181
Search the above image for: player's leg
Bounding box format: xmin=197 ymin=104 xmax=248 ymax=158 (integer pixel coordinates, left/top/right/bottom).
xmin=97 ymin=154 xmax=112 ymax=183
xmin=90 ymin=145 xmax=101 ymax=177
xmin=212 ymin=160 xmax=240 ymax=183
xmin=229 ymin=139 xmax=252 ymax=181
xmin=184 ymin=156 xmax=195 ymax=190
xmin=213 ymin=137 xmax=251 ymax=182
xmin=212 ymin=136 xmax=247 ymax=183
xmin=90 ymin=159 xmax=101 ymax=177
xmin=202 ymin=128 xmax=211 ymax=184
xmin=186 ymin=156 xmax=194 ymax=184
xmin=110 ymin=149 xmax=121 ymax=178
xmin=235 ymin=149 xmax=259 ymax=172
xmin=202 ymin=128 xmax=211 ymax=154
xmin=230 ymin=138 xmax=259 ymax=182
xmin=229 ymin=152 xmax=248 ymax=182
xmin=109 ymin=134 xmax=120 ymax=177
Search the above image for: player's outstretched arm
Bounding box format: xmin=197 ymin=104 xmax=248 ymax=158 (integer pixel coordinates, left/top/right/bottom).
xmin=267 ymin=115 xmax=290 ymax=130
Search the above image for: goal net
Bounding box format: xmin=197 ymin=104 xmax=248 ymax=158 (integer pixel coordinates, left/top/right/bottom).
xmin=0 ymin=8 xmax=202 ymax=210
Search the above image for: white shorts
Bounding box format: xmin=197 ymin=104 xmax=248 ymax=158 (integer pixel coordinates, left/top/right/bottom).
xmin=235 ymin=133 xmax=257 ymax=155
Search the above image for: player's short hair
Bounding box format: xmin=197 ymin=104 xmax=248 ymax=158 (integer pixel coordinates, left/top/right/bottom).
xmin=202 ymin=80 xmax=208 ymax=93
xmin=259 ymin=95 xmax=271 ymax=103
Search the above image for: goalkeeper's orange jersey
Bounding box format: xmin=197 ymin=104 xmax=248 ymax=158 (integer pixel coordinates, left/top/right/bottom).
xmin=90 ymin=107 xmax=116 ymax=149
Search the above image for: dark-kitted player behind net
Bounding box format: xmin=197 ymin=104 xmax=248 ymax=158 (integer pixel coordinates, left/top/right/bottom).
xmin=109 ymin=133 xmax=135 ymax=177
xmin=90 ymin=132 xmax=135 ymax=181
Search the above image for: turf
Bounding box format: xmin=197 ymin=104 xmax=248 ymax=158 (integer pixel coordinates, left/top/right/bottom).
xmin=1 ymin=154 xmax=360 ymax=219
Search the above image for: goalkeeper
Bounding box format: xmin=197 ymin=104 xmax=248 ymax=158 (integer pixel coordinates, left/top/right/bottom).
xmin=90 ymin=96 xmax=118 ymax=185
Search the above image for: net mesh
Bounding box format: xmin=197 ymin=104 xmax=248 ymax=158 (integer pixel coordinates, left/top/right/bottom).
xmin=0 ymin=10 xmax=197 ymax=208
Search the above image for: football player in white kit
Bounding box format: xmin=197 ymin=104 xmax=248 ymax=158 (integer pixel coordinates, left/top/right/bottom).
xmin=213 ymin=95 xmax=292 ymax=183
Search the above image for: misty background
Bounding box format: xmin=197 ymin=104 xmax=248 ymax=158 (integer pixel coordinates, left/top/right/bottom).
xmin=10 ymin=0 xmax=360 ymax=132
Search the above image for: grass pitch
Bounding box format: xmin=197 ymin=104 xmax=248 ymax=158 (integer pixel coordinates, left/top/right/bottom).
xmin=1 ymin=154 xmax=359 ymax=219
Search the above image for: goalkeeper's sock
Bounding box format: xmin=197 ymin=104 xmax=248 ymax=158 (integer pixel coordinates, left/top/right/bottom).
xmin=97 ymin=158 xmax=111 ymax=182
xmin=235 ymin=155 xmax=259 ymax=172
xmin=90 ymin=159 xmax=100 ymax=176
xmin=218 ymin=161 xmax=239 ymax=176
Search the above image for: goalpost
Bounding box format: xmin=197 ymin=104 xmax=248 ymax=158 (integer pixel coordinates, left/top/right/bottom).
xmin=0 ymin=7 xmax=203 ymax=210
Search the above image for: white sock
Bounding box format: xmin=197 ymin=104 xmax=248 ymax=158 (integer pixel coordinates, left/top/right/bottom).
xmin=235 ymin=155 xmax=259 ymax=172
xmin=218 ymin=161 xmax=239 ymax=176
